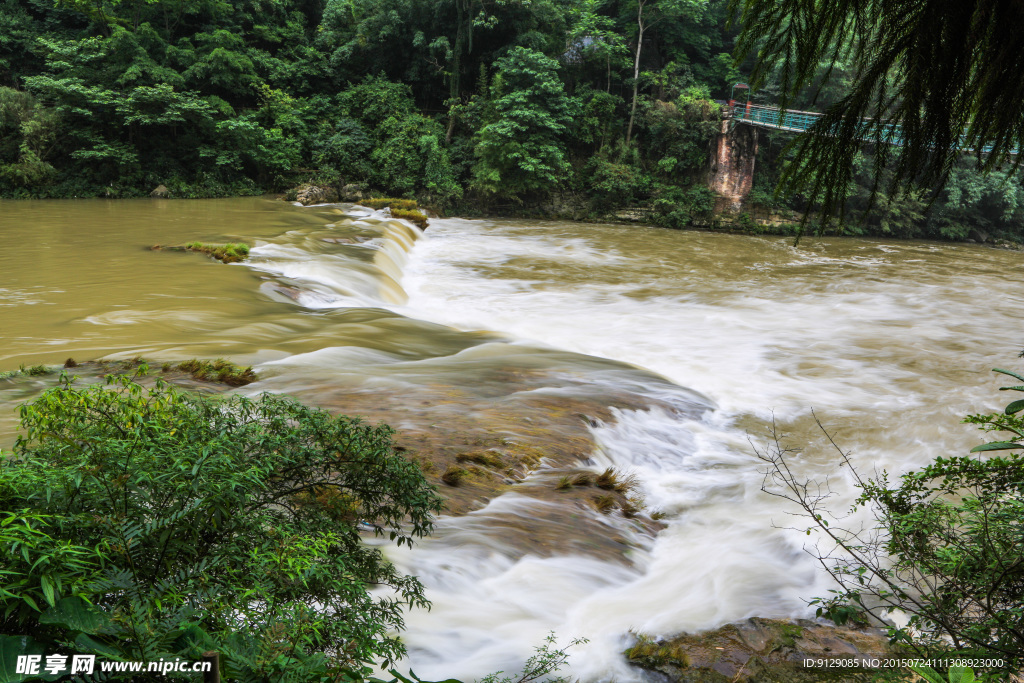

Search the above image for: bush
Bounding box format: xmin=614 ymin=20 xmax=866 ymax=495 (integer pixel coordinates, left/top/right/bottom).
xmin=756 ymin=365 xmax=1024 ymax=678
xmin=0 ymin=372 xmax=442 ymax=681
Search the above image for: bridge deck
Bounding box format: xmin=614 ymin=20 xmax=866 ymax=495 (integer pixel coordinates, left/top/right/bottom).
xmin=728 ymin=103 xmax=1012 ymax=154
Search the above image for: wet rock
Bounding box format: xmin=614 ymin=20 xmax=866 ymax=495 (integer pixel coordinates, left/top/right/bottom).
xmin=294 ymin=184 xmax=340 ymax=205
xmin=340 ymin=183 xmax=367 ymax=202
xmin=969 ymin=228 xmax=991 ymax=243
xmin=614 ymin=208 xmax=654 ymax=222
xmin=626 ymin=618 xmax=891 ymax=683
xmin=150 ymin=184 xmax=170 ymax=198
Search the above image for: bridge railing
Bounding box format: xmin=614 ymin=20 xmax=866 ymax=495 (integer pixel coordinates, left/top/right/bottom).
xmin=730 ymin=103 xmax=906 ymax=145
xmin=728 ymin=102 xmax=1014 ymax=155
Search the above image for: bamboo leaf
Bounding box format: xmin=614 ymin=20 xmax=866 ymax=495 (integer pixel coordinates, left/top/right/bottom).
xmin=970 ymin=441 xmax=1024 ymax=452
xmin=993 ymin=368 xmax=1024 ymax=383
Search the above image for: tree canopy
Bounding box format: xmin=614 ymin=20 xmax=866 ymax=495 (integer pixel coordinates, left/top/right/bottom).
xmin=730 ymin=0 xmax=1024 ymax=222
xmin=2 ymin=0 xmax=1024 ymax=240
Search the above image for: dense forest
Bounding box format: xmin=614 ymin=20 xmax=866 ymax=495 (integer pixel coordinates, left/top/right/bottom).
xmin=1 ymin=0 xmax=1023 ymax=240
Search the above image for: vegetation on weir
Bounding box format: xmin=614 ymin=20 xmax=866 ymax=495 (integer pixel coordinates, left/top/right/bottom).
xmin=172 ymin=357 xmax=258 ymax=385
xmin=184 ymin=241 xmax=251 ymax=263
xmin=2 ymin=0 xmax=1022 ymax=239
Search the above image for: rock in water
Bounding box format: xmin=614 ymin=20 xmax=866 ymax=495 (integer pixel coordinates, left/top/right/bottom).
xmin=340 ymin=183 xmax=366 ymax=201
xmin=294 ymin=184 xmax=340 ymax=205
xmin=150 ymin=184 xmax=170 ymax=198
xmin=626 ymin=618 xmax=891 ymax=683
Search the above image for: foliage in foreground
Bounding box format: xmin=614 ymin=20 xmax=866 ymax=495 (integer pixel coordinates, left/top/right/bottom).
xmin=731 ymin=0 xmax=1024 ymax=227
xmin=0 ymin=372 xmax=443 ymax=681
xmin=756 ymin=367 xmax=1024 ymax=679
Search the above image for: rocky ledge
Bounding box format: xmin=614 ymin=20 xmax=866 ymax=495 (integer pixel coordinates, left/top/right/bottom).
xmin=627 ymin=617 xmax=892 ymax=683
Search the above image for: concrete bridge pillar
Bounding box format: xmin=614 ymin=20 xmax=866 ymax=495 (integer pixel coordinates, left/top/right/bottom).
xmin=708 ymin=120 xmax=758 ymax=212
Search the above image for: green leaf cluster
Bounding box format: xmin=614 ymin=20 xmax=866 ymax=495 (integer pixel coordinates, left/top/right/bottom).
xmin=0 ymin=373 xmax=443 ymax=681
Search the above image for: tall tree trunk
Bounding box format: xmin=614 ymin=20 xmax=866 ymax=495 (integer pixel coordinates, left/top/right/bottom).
xmin=626 ymin=1 xmax=646 ymax=146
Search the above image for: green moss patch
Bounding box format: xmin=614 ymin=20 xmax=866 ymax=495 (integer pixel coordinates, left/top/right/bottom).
xmin=389 ymin=208 xmax=429 ymax=230
xmin=357 ymin=198 xmax=429 ymax=229
xmin=172 ymin=358 xmax=257 ymax=386
xmin=359 ymin=198 xmax=419 ymax=211
xmin=183 ymin=241 xmax=250 ymax=263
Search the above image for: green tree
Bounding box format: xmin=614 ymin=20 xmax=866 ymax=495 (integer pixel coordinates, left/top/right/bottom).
xmin=622 ymin=0 xmax=706 ymax=145
xmin=0 ymin=371 xmax=442 ymax=681
xmin=473 ymin=47 xmax=577 ymax=198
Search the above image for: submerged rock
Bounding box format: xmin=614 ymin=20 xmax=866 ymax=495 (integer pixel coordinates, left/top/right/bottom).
xmin=626 ymin=618 xmax=891 ymax=683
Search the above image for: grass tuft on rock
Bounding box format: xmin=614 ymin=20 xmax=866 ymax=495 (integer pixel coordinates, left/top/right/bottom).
xmin=359 ymin=198 xmax=418 ymax=211
xmin=1 ymin=364 xmax=52 ymax=380
xmin=570 ymin=472 xmax=595 ymax=487
xmin=183 ymin=241 xmax=251 ymax=263
xmin=625 ymin=634 xmax=690 ymax=668
xmin=390 ymin=208 xmax=429 ymax=230
xmin=592 ymin=493 xmax=617 ymax=513
xmin=176 ymin=358 xmax=257 ymax=386
xmin=596 ymin=467 xmax=639 ymax=493
xmin=357 ymin=198 xmax=429 ymax=229
xmin=441 ymin=466 xmax=469 ymax=486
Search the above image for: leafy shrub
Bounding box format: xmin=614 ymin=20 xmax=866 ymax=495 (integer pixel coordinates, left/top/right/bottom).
xmin=651 ymin=184 xmax=716 ymax=228
xmin=757 ymin=365 xmax=1024 ymax=676
xmin=586 ymin=159 xmax=651 ymax=212
xmin=0 ymin=373 xmax=442 ymax=681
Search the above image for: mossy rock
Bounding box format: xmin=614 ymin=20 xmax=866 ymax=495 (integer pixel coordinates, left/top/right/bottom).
xmin=152 ymin=242 xmax=250 ymax=264
xmin=626 ymin=618 xmax=890 ymax=683
xmin=184 ymin=242 xmax=250 ymax=264
xmin=170 ymin=358 xmax=257 ymax=386
xmin=356 ymin=198 xmax=429 ymax=229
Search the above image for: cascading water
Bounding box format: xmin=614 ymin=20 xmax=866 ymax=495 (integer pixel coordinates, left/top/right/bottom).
xmin=2 ymin=198 xmax=1020 ymax=681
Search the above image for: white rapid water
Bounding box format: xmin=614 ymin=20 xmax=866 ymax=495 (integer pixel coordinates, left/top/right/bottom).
xmin=235 ymin=209 xmax=1024 ymax=681
xmin=376 ymin=218 xmax=1023 ymax=681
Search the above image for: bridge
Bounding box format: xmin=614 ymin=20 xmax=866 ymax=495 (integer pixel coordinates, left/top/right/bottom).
xmin=729 ymin=102 xmax=828 ymax=134
xmin=710 ymin=93 xmax=1012 ymax=212
xmin=727 ymin=101 xmax=1010 ymax=154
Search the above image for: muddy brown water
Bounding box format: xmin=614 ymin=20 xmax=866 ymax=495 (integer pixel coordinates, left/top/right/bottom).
xmin=3 ymin=197 xmax=1023 ymax=680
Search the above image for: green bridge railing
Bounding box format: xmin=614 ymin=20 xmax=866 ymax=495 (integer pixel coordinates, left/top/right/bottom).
xmin=729 ymin=103 xmax=1012 ymax=154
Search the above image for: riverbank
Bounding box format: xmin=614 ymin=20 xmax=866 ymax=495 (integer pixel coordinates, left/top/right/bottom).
xmin=282 ymin=182 xmax=1024 ymax=248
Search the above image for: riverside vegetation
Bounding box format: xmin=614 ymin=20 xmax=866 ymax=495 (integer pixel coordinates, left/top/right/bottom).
xmin=0 ymin=369 xmax=443 ymax=682
xmin=2 ymin=0 xmax=1023 ymax=240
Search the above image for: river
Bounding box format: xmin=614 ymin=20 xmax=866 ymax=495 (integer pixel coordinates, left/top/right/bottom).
xmin=2 ymin=197 xmax=1021 ymax=680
